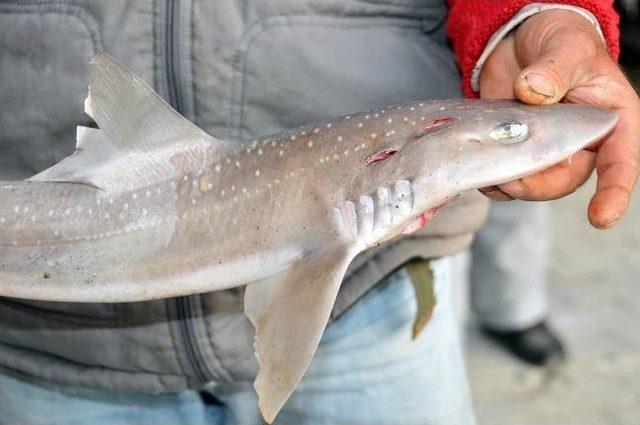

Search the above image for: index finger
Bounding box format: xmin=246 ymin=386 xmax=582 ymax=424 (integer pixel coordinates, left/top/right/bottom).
xmin=588 ymin=101 xmax=640 ymax=228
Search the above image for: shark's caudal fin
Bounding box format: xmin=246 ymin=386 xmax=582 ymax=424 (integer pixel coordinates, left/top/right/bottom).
xmin=31 ymin=52 xmax=231 ymax=192
xmin=244 ymin=245 xmax=356 ymax=423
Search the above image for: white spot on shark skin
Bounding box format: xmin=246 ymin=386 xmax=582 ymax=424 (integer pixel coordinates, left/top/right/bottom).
xmin=290 ymin=135 xmax=296 ymax=141
xmin=370 ymin=133 xmax=377 ymax=139
xmin=307 ymin=141 xmax=313 ymax=148
xmin=13 ymin=206 xmax=19 ymax=213
xmin=345 ymin=115 xmax=351 ymax=120
xmin=278 ymin=150 xmax=284 ymax=157
xmin=313 ymin=128 xmax=320 ymax=134
xmin=236 ymin=161 xmax=241 ymax=168
xmin=337 ymin=136 xmax=343 ymax=142
xmin=258 ymin=149 xmax=263 ymax=155
xmin=326 ymin=123 xmax=332 ymax=128
xmin=387 ymin=118 xmax=393 ymax=124
xmin=255 ymin=170 xmax=261 ymax=177
xmin=0 ymin=217 xmax=5 ymax=224
xmin=319 ymin=158 xmax=325 ymax=163
xmin=30 ymin=215 xmax=37 ymax=222
xmin=365 ymin=114 xmax=370 ymax=120
xmin=358 ymin=123 xmax=363 ymax=128
xmin=48 ymin=210 xmax=54 ymax=217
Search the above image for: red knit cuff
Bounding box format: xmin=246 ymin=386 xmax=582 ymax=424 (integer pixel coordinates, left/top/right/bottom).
xmin=446 ymin=0 xmax=620 ymax=98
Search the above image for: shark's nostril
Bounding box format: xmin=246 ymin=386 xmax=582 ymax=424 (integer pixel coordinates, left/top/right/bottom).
xmin=363 ymin=149 xmax=398 ymax=166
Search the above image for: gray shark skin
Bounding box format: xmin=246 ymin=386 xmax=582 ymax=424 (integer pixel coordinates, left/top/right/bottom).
xmin=0 ymin=54 xmax=617 ymax=422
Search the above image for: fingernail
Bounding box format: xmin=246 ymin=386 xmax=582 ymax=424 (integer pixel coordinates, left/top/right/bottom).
xmin=524 ymin=73 xmax=556 ymax=99
xmin=499 ymin=180 xmax=525 ymax=197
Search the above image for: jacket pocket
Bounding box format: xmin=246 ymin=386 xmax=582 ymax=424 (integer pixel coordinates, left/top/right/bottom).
xmin=227 ymin=15 xmax=460 ymax=140
xmin=0 ymin=2 xmax=102 ymax=179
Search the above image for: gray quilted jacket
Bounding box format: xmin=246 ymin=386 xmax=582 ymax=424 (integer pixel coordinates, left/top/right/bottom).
xmin=0 ymin=0 xmax=487 ymax=393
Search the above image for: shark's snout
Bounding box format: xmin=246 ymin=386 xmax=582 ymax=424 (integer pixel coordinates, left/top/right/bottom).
xmin=553 ymin=104 xmax=618 ymax=156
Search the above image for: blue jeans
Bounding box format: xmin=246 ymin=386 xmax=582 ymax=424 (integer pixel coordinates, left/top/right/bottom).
xmin=0 ymin=256 xmax=474 ymax=425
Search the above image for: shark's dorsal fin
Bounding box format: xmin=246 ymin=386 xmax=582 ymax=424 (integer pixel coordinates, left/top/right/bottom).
xmin=244 ymin=245 xmax=356 ymax=423
xmin=83 ymin=52 xmax=219 ymax=152
xmin=31 ymin=52 xmax=233 ymax=192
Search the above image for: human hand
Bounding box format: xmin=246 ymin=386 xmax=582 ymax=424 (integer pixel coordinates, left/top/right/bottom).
xmin=479 ymin=9 xmax=640 ymax=229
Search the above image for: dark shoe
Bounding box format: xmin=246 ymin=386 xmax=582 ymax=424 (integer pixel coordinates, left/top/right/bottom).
xmin=481 ymin=321 xmax=567 ymax=366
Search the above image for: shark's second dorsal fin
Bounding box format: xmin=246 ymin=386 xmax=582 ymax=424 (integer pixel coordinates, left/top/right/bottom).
xmin=31 ymin=53 xmax=233 ymax=192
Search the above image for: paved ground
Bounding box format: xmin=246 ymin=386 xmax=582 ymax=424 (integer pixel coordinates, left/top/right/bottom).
xmin=467 ymin=70 xmax=640 ymax=425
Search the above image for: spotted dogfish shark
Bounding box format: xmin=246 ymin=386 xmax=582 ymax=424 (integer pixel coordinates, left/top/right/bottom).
xmin=0 ymin=53 xmax=617 ymax=422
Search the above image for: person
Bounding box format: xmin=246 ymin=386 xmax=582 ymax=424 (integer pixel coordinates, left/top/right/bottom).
xmin=470 ymin=201 xmax=566 ymax=366
xmin=0 ymin=1 xmax=637 ymax=424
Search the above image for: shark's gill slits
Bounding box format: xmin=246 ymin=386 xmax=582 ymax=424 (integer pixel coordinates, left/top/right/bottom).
xmin=363 ymin=149 xmax=397 ymax=166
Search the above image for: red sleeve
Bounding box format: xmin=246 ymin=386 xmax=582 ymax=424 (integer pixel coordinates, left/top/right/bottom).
xmin=446 ymin=0 xmax=620 ymax=98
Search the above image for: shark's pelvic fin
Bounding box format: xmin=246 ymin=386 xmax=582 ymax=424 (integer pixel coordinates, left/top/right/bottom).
xmin=244 ymin=245 xmax=355 ymax=423
xmin=31 ymin=52 xmax=233 ymax=192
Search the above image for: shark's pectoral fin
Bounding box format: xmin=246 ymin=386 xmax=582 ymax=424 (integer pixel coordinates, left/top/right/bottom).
xmin=244 ymin=244 xmax=355 ymax=423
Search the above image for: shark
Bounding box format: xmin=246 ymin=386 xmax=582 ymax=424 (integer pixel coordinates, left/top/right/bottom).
xmin=0 ymin=53 xmax=617 ymax=422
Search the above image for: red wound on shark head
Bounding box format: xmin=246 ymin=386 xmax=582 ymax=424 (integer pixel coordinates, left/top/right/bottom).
xmin=363 ymin=149 xmax=397 ymax=166
xmin=414 ymin=117 xmax=456 ymax=140
xmin=401 ymin=207 xmax=441 ymax=234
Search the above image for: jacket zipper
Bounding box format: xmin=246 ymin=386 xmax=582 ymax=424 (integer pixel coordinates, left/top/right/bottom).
xmin=164 ymin=0 xmax=214 ymax=384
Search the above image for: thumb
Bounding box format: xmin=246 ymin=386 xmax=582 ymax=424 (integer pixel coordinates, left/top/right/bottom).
xmin=513 ymin=28 xmax=600 ymax=105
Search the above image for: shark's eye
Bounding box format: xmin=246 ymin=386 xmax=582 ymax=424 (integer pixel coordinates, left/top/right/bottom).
xmin=490 ymin=121 xmax=528 ymax=144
